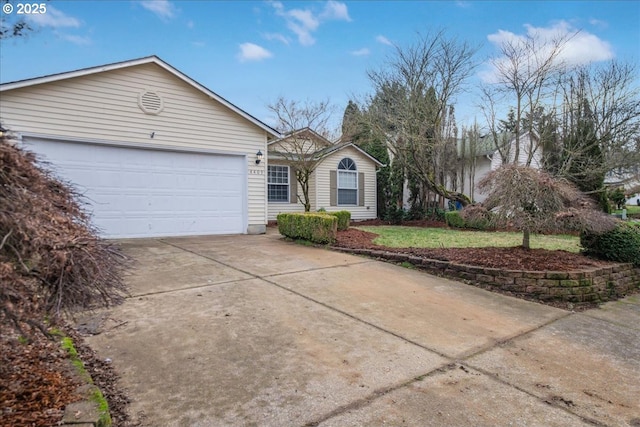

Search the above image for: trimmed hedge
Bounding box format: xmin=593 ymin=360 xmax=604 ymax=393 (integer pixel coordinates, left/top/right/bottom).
xmin=445 ymin=211 xmax=465 ymax=228
xmin=329 ymin=210 xmax=351 ymax=231
xmin=581 ymin=222 xmax=640 ymax=267
xmin=277 ymin=212 xmax=337 ymax=244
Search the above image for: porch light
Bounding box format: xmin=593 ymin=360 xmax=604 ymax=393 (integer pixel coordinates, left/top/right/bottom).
xmin=256 ymin=150 xmax=263 ymax=164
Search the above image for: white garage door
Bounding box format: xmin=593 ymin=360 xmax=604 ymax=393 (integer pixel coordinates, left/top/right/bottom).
xmin=25 ymin=139 xmax=247 ymax=238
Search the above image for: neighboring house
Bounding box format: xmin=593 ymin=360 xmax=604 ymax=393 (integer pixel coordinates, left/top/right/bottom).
xmin=469 ymin=131 xmax=542 ymax=202
xmin=0 ymin=56 xmax=280 ymax=238
xmin=489 ymin=130 xmax=542 ymax=170
xmin=458 ymin=135 xmax=495 ymax=204
xmin=605 ymin=166 xmax=640 ymax=206
xmin=267 ymin=128 xmax=383 ymax=221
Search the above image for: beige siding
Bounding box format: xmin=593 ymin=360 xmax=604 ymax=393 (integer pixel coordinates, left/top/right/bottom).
xmin=0 ymin=62 xmax=269 ymax=230
xmin=269 ymin=138 xmax=324 ymax=156
xmin=315 ymin=147 xmax=377 ymax=220
xmin=266 ymin=161 xmax=313 ymax=220
xmin=309 ymin=170 xmax=317 ymax=212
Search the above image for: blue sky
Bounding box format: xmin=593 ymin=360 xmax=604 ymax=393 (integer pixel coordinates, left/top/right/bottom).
xmin=1 ymin=0 xmax=639 ymax=132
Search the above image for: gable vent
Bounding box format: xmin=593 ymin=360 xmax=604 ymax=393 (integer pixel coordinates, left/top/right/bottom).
xmin=138 ymin=90 xmax=164 ymax=115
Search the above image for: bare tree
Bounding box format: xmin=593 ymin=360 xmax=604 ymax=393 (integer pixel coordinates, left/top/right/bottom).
xmin=267 ymin=97 xmax=337 ymax=211
xmin=459 ymin=122 xmax=482 ymax=201
xmin=554 ymin=61 xmax=640 ymax=184
xmin=366 ymin=30 xmax=479 ymax=207
xmin=481 ymin=30 xmax=573 ymax=165
xmin=475 ymin=165 xmax=615 ymax=249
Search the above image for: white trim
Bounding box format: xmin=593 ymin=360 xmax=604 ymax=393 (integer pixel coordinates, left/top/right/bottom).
xmin=324 ymin=142 xmax=384 ymax=167
xmin=267 ymin=164 xmax=290 ymax=203
xmin=337 ymin=157 xmax=358 ymax=206
xmin=18 ymin=132 xmax=248 ymax=157
xmin=0 ymin=55 xmax=282 ymax=140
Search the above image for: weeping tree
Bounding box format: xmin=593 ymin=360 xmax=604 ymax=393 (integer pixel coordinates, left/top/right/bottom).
xmin=474 ymin=164 xmax=615 ymax=249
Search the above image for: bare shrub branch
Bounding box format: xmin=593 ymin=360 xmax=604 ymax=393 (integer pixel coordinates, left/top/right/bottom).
xmin=1 ymin=135 xmax=129 ymax=337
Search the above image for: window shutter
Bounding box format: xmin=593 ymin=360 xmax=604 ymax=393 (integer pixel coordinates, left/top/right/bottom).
xmin=330 ymin=170 xmax=337 ymax=206
xmin=289 ymin=167 xmax=297 ymax=204
xmin=358 ymin=172 xmax=365 ymax=206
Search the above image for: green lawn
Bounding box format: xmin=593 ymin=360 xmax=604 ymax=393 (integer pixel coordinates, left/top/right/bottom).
xmin=357 ymin=226 xmax=581 ymax=252
xmin=613 ymin=205 xmax=640 ymax=215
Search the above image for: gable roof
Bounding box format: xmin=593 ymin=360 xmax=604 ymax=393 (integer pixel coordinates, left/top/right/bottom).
xmin=267 ymin=127 xmax=384 ymax=166
xmin=310 ymin=141 xmax=385 ymax=166
xmin=0 ymin=55 xmax=281 ymax=139
xmin=267 ymin=127 xmax=332 ymax=147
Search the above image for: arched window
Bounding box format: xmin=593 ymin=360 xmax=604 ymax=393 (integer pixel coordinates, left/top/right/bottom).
xmin=337 ymin=158 xmax=357 ymax=205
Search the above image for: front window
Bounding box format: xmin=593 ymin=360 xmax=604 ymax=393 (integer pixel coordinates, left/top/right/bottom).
xmin=337 ymin=158 xmax=357 ymax=205
xmin=268 ymin=165 xmax=289 ymax=202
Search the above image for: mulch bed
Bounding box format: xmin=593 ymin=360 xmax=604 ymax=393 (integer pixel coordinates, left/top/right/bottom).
xmin=0 ymin=324 xmax=135 ymax=427
xmin=335 ymin=227 xmax=612 ymax=271
xmin=0 ymin=330 xmax=80 ymax=427
xmin=334 ymin=226 xmax=635 ymax=311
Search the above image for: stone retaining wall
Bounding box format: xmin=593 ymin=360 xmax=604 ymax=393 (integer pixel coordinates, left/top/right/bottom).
xmin=335 ymin=247 xmax=640 ymax=304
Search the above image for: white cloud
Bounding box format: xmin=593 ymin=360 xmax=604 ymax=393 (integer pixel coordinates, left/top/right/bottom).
xmin=376 ymin=35 xmax=392 ymax=46
xmin=140 ymin=0 xmax=176 ymax=19
xmin=27 ymin=6 xmax=81 ymax=28
xmin=187 ymin=20 xmax=195 ymax=29
xmin=455 ymin=1 xmax=472 ymax=8
xmin=589 ymin=18 xmax=608 ymax=29
xmin=288 ymin=8 xmax=320 ymax=30
xmin=270 ymin=0 xmax=351 ymax=46
xmin=482 ymin=21 xmax=614 ymax=83
xmin=60 ymin=34 xmax=91 ymax=46
xmin=237 ymin=42 xmax=273 ymax=62
xmin=264 ymin=32 xmax=290 ymax=45
xmin=321 ymin=1 xmax=351 ymax=21
xmin=351 ymin=48 xmax=370 ymax=56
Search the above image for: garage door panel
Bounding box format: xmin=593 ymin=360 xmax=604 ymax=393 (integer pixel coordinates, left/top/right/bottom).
xmin=25 ymin=139 xmax=247 ymax=238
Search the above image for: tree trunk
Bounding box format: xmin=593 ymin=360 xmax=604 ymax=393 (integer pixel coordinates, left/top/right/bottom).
xmin=298 ymin=171 xmax=311 ymax=212
xmin=522 ymin=229 xmax=531 ymax=249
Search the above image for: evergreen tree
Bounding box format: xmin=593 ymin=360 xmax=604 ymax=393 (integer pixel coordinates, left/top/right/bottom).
xmin=341 ymin=100 xmax=362 ymax=141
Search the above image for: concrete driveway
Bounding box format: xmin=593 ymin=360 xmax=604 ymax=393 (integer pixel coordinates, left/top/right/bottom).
xmin=83 ymin=231 xmax=640 ymax=427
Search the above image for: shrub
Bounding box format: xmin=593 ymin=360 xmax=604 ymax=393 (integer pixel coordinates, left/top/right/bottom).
xmin=445 ymin=211 xmax=465 ymax=228
xmin=581 ymin=222 xmax=640 ymax=266
xmin=317 ymin=207 xmax=327 ymax=213
xmin=1 ymin=135 xmax=129 ymax=337
xmin=464 ymin=216 xmax=491 ymax=230
xmin=425 ymin=207 xmax=446 ymax=222
xmin=608 ymin=187 xmax=626 ymax=210
xmin=277 ymin=213 xmax=337 ymax=244
xmin=329 ymin=210 xmax=351 ymax=231
xmin=384 ymin=206 xmax=405 ymax=225
xmin=460 ymin=204 xmax=494 ymax=230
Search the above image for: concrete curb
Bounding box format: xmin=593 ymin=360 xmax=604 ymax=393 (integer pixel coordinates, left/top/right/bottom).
xmin=60 ymin=337 xmax=112 ymax=427
xmin=62 ymin=385 xmax=102 ymax=426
